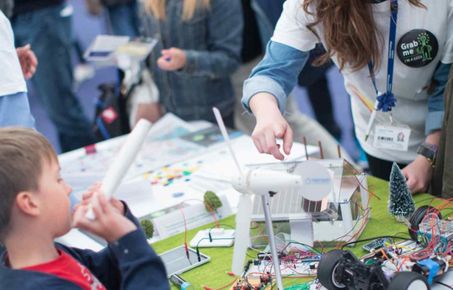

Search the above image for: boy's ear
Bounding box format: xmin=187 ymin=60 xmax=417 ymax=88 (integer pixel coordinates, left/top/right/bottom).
xmin=15 ymin=191 xmax=40 ymax=216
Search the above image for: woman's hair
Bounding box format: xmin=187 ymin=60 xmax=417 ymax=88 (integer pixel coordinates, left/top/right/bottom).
xmin=145 ymin=0 xmax=210 ymax=21
xmin=303 ymin=0 xmax=424 ymax=72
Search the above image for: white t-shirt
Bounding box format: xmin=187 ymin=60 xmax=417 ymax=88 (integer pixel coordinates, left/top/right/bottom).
xmin=272 ymin=0 xmax=453 ymax=163
xmin=0 ymin=10 xmax=27 ymax=96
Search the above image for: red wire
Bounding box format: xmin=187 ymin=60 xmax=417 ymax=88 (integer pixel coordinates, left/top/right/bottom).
xmin=181 ymin=198 xmax=221 ymax=228
xmin=343 ymin=161 xmax=381 ymax=201
xmin=203 ymin=277 xmax=238 ymax=290
xmin=178 ymin=205 xmax=189 ymax=256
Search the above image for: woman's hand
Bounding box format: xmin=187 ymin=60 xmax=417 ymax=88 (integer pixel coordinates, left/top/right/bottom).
xmin=157 ymin=48 xmax=187 ymax=71
xmin=403 ymin=131 xmax=441 ymax=193
xmin=250 ymin=93 xmax=293 ymax=160
xmin=402 ymin=155 xmax=433 ymax=193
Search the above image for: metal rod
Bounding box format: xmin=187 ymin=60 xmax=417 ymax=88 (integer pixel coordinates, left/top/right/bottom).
xmin=261 ymin=194 xmax=284 ymax=290
xmin=318 ymin=141 xmax=324 ymax=159
xmin=303 ymin=136 xmax=309 ymax=160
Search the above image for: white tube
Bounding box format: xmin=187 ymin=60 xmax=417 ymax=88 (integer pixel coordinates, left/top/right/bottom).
xmin=86 ymin=119 xmax=151 ymax=219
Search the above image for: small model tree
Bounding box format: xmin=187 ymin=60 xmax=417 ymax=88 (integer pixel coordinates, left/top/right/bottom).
xmin=140 ymin=219 xmax=154 ymax=239
xmin=204 ymin=190 xmax=222 ymax=212
xmin=388 ymin=162 xmax=415 ymax=222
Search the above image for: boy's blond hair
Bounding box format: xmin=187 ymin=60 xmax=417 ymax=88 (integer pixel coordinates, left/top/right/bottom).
xmin=0 ymin=127 xmax=57 ymax=241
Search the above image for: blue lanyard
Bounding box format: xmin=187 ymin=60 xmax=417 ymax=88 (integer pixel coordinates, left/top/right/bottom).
xmin=369 ymin=0 xmax=398 ymax=112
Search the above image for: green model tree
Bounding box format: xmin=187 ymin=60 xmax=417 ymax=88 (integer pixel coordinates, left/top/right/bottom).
xmin=203 ymin=190 xmax=222 ymax=212
xmin=140 ymin=219 xmax=154 ymax=239
xmin=388 ymin=162 xmax=415 ymax=222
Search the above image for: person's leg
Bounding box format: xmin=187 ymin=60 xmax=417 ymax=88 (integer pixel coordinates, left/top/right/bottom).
xmin=233 ymin=57 xmax=262 ymax=134
xmin=222 ymin=112 xmax=235 ymax=129
xmin=298 ymin=45 xmax=342 ymax=140
xmin=106 ymin=0 xmax=139 ymax=37
xmin=365 ymin=153 xmax=407 ymax=181
xmin=305 ymin=74 xmax=342 ymax=140
xmin=0 ymin=92 xmax=35 ymax=128
xmin=13 ymin=4 xmax=95 ymax=152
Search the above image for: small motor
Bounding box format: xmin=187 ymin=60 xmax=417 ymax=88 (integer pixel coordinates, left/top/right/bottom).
xmin=412 ymin=257 xmax=449 ymax=285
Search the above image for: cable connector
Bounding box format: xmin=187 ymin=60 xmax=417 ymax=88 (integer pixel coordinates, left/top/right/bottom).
xmin=196 ymin=247 xmax=201 ymax=262
xmin=184 ymin=243 xmax=190 ymax=260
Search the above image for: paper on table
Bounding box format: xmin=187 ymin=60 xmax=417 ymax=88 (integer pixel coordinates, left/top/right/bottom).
xmin=84 ymin=35 xmax=130 ymax=61
xmin=192 ymin=135 xmax=318 ymax=181
xmin=153 ymin=194 xmax=232 ymax=239
xmin=57 ymin=229 xmax=104 ymax=252
xmin=72 ymin=179 xmax=156 ymax=219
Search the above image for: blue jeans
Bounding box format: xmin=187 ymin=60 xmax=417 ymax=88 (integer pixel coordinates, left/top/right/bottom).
xmin=0 ymin=92 xmax=35 ymax=128
xmin=106 ymin=1 xmax=139 ymax=37
xmin=12 ymin=3 xmax=95 ymax=152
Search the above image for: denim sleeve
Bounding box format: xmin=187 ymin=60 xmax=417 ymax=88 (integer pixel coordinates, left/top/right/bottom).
xmin=242 ymin=41 xmax=309 ymax=112
xmin=60 ymin=203 xmax=169 ymax=290
xmin=182 ymin=0 xmax=242 ymax=78
xmin=426 ymin=62 xmax=451 ymax=135
xmin=0 ymin=92 xmax=35 ymax=129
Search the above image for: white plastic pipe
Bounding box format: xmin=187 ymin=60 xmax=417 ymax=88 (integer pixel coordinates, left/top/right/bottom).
xmin=86 ymin=119 xmax=151 ymax=219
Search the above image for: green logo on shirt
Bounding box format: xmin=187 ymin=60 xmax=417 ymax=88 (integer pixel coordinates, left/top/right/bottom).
xmin=397 ymin=29 xmax=438 ymax=68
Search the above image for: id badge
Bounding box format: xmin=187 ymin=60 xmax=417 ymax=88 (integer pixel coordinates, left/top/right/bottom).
xmin=373 ymin=125 xmax=411 ymax=151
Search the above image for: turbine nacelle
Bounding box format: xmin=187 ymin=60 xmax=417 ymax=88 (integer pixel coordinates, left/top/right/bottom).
xmin=231 ymin=168 xmax=302 ymax=197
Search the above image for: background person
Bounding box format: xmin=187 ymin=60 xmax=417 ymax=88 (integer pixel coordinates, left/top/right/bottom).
xmin=140 ymin=0 xmax=243 ymax=127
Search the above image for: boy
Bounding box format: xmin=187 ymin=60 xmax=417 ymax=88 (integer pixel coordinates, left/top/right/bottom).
xmin=0 ymin=127 xmax=170 ymax=289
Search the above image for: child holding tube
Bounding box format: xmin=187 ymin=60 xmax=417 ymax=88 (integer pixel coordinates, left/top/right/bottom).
xmin=0 ymin=127 xmax=170 ymax=290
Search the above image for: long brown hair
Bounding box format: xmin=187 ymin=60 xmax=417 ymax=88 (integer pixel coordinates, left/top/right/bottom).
xmin=303 ymin=0 xmax=425 ymax=72
xmin=145 ymin=0 xmax=210 ymax=21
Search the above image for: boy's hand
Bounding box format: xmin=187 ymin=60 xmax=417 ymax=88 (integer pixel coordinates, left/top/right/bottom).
xmin=78 ymin=183 xmax=125 ymax=215
xmin=73 ymin=192 xmax=137 ymax=243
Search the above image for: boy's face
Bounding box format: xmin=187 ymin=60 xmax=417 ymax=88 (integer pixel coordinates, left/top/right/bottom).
xmin=36 ymin=158 xmax=73 ymax=237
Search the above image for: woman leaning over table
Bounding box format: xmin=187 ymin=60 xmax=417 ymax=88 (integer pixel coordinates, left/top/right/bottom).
xmin=242 ymin=0 xmax=453 ymax=193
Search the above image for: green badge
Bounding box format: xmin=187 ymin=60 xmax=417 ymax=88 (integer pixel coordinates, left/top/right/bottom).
xmin=397 ymin=29 xmax=438 ymax=68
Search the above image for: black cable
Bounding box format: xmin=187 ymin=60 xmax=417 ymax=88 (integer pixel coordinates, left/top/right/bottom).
xmin=207 ymin=224 xmax=235 ymax=242
xmin=435 ymin=281 xmax=453 ymax=290
xmin=195 ymin=247 xmax=201 ymax=262
xmin=195 ymin=236 xmax=235 ymax=263
xmin=340 ymin=235 xmax=411 ymax=249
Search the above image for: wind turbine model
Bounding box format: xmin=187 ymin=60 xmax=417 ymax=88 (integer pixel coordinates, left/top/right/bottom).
xmin=212 ymin=107 xmax=302 ymax=290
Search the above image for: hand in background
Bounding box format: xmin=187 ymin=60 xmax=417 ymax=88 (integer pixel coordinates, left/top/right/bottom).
xmin=16 ymin=44 xmax=38 ymax=80
xmin=73 ymin=190 xmax=136 ymax=243
xmin=250 ymin=93 xmax=293 ymax=160
xmin=402 ymin=155 xmax=433 ymax=193
xmin=157 ymin=48 xmax=187 ymax=71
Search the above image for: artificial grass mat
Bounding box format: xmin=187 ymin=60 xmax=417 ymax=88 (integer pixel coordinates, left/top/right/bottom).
xmin=151 ymin=176 xmax=449 ymax=289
